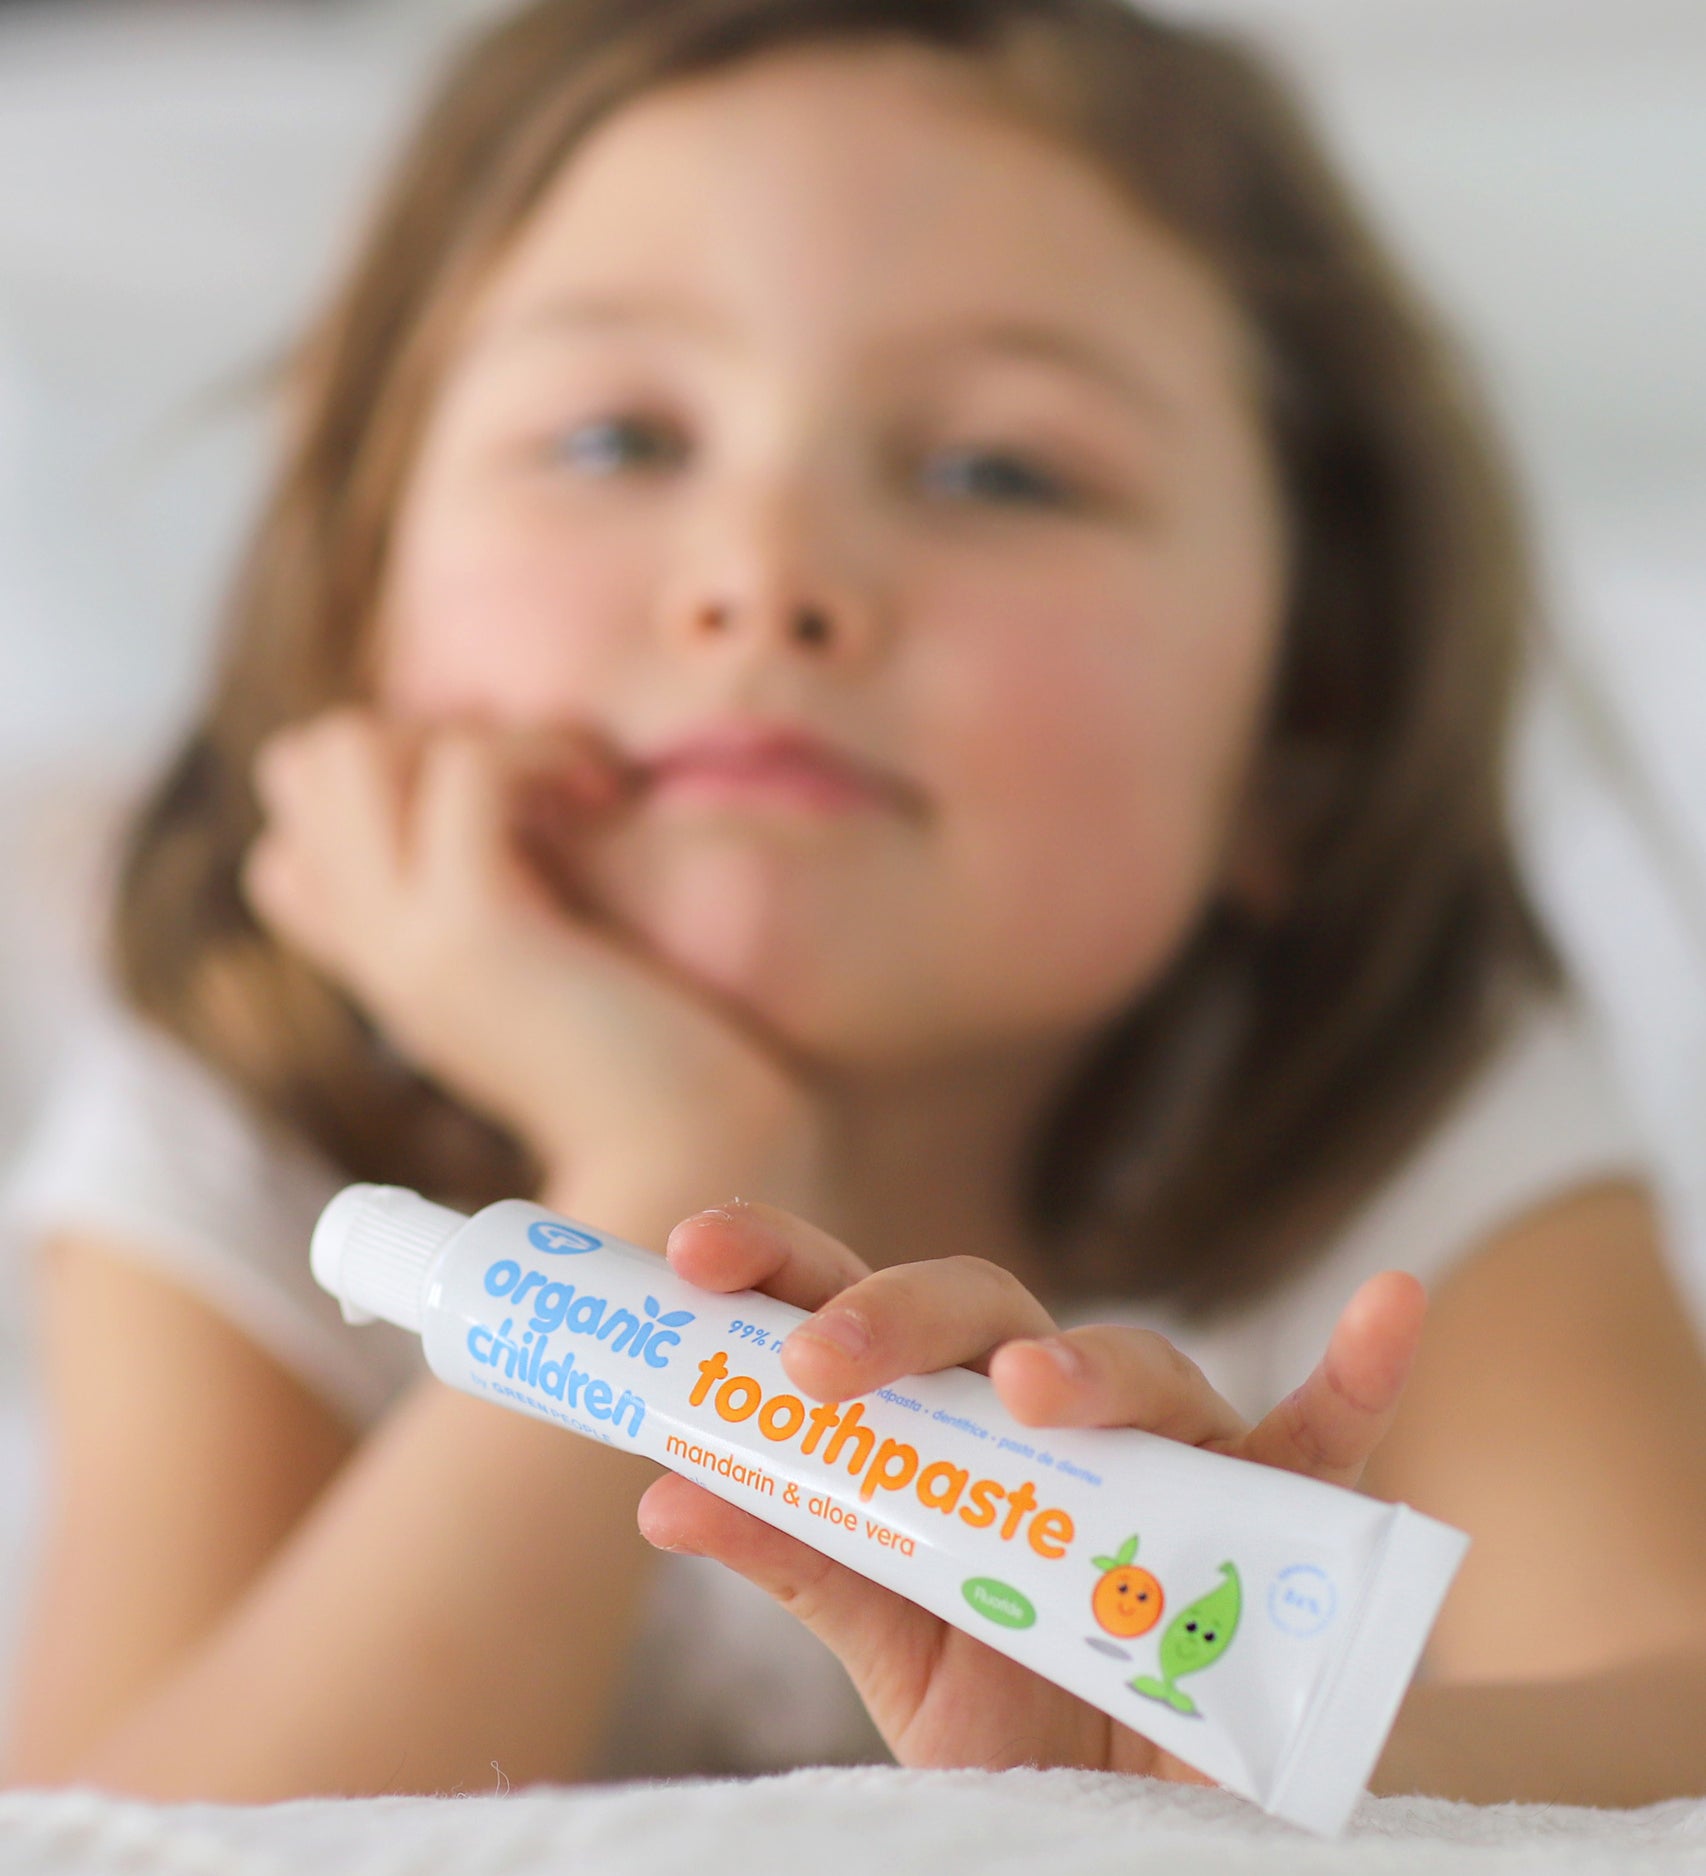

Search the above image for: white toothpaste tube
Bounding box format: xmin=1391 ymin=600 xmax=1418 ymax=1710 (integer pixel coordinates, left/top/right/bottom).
xmin=312 ymin=1184 xmax=1467 ymax=1835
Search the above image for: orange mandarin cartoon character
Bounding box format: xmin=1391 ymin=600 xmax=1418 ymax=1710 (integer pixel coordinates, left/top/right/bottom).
xmin=1091 ymin=1533 xmax=1165 ymax=1639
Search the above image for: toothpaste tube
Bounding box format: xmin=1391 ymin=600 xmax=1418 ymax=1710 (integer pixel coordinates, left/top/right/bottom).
xmin=311 ymin=1184 xmax=1467 ymax=1835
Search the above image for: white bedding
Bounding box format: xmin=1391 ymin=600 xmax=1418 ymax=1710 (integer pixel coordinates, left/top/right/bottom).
xmin=2 ymin=1769 xmax=1704 ymax=1876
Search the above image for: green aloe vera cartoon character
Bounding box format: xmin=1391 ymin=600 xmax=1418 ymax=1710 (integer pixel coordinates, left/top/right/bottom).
xmin=1130 ymin=1561 xmax=1241 ymax=1717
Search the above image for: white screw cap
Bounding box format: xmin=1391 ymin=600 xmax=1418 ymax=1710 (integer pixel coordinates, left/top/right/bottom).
xmin=311 ymin=1183 xmax=467 ymax=1332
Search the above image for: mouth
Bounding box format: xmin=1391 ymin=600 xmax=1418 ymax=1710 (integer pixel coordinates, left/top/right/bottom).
xmin=639 ymin=721 xmax=919 ymax=818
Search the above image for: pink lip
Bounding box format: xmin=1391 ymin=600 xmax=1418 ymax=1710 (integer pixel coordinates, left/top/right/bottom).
xmin=641 ymin=723 xmax=911 ymax=815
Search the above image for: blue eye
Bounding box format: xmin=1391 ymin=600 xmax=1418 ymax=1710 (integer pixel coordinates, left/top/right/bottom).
xmin=920 ymin=447 xmax=1071 ymax=509
xmin=549 ymin=415 xmax=684 ymax=476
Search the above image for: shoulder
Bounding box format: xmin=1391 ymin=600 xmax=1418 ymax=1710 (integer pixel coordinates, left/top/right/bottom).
xmin=1332 ymin=993 xmax=1649 ymax=1289
xmin=1370 ymin=1171 xmax=1676 ymax=1479
xmin=1362 ymin=1176 xmax=1706 ymax=1678
xmin=1 ymin=987 xmax=423 ymax=1428
xmin=1176 ymin=994 xmax=1655 ymax=1418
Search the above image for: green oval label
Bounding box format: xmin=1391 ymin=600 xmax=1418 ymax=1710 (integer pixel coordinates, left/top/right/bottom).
xmin=961 ymin=1577 xmax=1037 ymax=1629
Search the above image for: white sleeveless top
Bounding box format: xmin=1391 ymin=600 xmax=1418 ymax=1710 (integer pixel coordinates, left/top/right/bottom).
xmin=0 ymin=989 xmax=1651 ymax=1774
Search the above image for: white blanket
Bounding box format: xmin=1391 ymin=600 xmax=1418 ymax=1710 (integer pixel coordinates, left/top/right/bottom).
xmin=2 ymin=1769 xmax=1704 ymax=1876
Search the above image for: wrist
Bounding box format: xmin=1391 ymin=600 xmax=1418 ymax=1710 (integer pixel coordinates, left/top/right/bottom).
xmin=540 ymin=1133 xmax=832 ymax=1257
xmin=535 ymin=1105 xmax=831 ymax=1254
xmin=537 ymin=1179 xmax=714 ymax=1255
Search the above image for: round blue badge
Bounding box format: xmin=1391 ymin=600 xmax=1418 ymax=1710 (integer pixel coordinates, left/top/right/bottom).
xmin=1268 ymin=1565 xmax=1337 ymax=1638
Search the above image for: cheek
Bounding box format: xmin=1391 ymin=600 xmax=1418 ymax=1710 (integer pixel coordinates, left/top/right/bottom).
xmin=374 ymin=482 xmax=634 ymax=721
xmin=917 ymin=580 xmax=1273 ymax=1026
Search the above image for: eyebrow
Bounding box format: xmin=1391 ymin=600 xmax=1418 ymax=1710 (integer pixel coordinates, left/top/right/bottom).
xmin=485 ymin=295 xmax=1177 ymax=426
xmin=904 ymin=317 xmax=1179 ymax=427
xmin=485 ymin=292 xmax=735 ymax=351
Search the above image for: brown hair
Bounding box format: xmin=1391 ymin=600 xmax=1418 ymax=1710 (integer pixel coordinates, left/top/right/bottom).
xmin=112 ymin=0 xmax=1554 ymax=1314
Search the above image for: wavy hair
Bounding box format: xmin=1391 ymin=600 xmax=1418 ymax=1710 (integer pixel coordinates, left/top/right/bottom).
xmin=112 ymin=0 xmax=1554 ymax=1314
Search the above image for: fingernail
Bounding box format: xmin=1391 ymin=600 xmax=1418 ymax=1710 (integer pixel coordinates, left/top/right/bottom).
xmin=642 ymin=1529 xmax=702 ymax=1556
xmin=1030 ymin=1336 xmax=1084 ymax=1380
xmin=666 ymin=1211 xmax=730 ymax=1258
xmin=637 ymin=1482 xmax=698 ymax=1551
xmin=668 ymin=1207 xmax=741 ymax=1244
xmin=799 ymin=1307 xmax=871 ymax=1359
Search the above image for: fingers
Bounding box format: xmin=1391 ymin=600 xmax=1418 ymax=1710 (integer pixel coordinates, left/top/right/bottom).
xmin=245 ymin=709 xmax=631 ymax=954
xmin=989 ymin=1326 xmax=1247 ymax=1449
xmin=636 ymin=1473 xmax=941 ymax=1729
xmin=252 ymin=707 xmax=408 ymax=853
xmin=507 ymin=720 xmax=637 ymax=821
xmin=666 ymin=1200 xmax=872 ymax=1314
xmin=640 ymin=1475 xmax=1133 ymax=1774
xmin=409 ymin=720 xmax=630 ymax=898
xmin=244 ymin=709 xmax=408 ymax=960
xmin=410 ymin=729 xmax=527 ymax=907
xmin=782 ymin=1256 xmax=1056 ymax=1400
xmin=671 ymin=1211 xmax=1057 ymax=1399
xmin=1237 ymin=1270 xmax=1426 ymax=1488
xmin=667 ymin=1207 xmax=1418 ymax=1495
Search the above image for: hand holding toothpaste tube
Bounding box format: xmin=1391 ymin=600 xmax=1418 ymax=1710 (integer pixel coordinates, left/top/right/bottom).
xmin=313 ymin=1183 xmax=1463 ymax=1833
xmin=639 ymin=1196 xmax=1429 ymax=1786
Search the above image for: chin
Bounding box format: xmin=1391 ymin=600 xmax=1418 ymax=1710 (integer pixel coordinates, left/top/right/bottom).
xmin=585 ymin=836 xmax=837 ymax=1046
xmin=640 ymin=896 xmax=969 ymax=1077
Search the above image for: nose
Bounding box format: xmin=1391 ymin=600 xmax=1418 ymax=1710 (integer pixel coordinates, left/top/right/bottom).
xmin=688 ymin=596 xmax=836 ymax=648
xmin=659 ymin=484 xmax=884 ymax=671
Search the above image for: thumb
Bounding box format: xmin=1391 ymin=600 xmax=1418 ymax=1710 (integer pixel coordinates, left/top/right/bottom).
xmin=1236 ymin=1270 xmax=1426 ymax=1489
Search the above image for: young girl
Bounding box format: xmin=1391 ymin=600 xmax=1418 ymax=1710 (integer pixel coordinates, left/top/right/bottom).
xmin=6 ymin=0 xmax=1706 ymax=1809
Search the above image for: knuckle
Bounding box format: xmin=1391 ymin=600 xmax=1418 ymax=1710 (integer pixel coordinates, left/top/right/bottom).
xmin=1097 ymin=1327 xmax=1181 ymax=1410
xmin=796 ymin=1230 xmax=859 ymax=1285
xmin=1142 ymin=1329 xmax=1204 ymax=1397
xmin=734 ymin=1218 xmax=810 ymax=1287
xmin=242 ymin=847 xmax=320 ymax=956
xmin=295 ymin=709 xmax=343 ymax=757
xmin=946 ymin=1255 xmax=1026 ymax=1307
xmin=251 ymin=744 xmax=281 ymax=800
xmin=387 ymin=908 xmax=457 ymax=995
xmin=1060 ymin=1323 xmax=1109 ymax=1371
xmin=830 ymin=1243 xmax=876 ymax=1290
xmin=429 ymin=726 xmax=486 ymax=775
xmin=763 ymin=1545 xmax=837 ymax=1619
xmin=834 ymin=1266 xmax=890 ymax=1316
xmin=1278 ymin=1389 xmax=1335 ymax=1469
xmin=763 ymin=1216 xmax=868 ymax=1299
xmin=252 ymin=730 xmax=303 ymax=803
xmin=306 ymin=709 xmax=377 ymax=783
xmin=1077 ymin=1327 xmax=1141 ymax=1395
xmin=321 ymin=702 xmax=372 ymax=743
xmin=1322 ymin=1349 xmax=1386 ymax=1420
xmin=826 ymin=1268 xmax=908 ymax=1344
xmin=237 ymin=839 xmax=281 ymax=916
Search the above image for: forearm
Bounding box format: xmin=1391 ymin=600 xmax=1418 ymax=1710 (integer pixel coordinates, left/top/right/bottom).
xmin=1374 ymin=1648 xmax=1706 ymax=1808
xmin=16 ymin=1183 xmax=721 ymax=1802
xmin=44 ymin=1371 xmax=654 ymax=1802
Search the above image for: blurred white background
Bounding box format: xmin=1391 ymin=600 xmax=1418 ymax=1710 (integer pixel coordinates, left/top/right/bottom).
xmin=0 ymin=0 xmax=1701 ymax=1611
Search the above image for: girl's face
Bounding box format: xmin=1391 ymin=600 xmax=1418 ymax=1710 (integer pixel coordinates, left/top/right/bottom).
xmin=376 ymin=41 xmax=1289 ymax=1072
